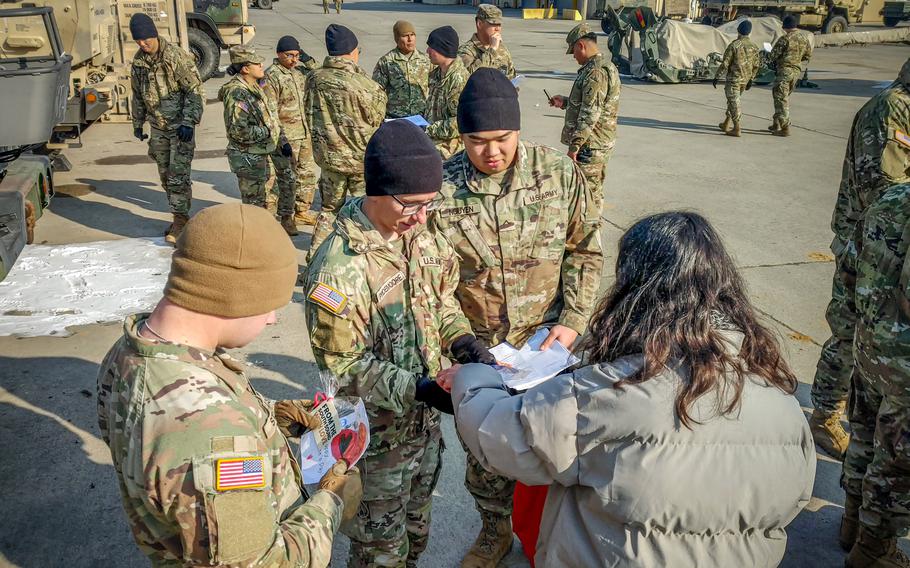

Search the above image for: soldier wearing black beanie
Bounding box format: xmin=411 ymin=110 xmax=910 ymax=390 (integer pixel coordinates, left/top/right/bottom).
xmin=457 ymin=68 xmax=520 ymax=134
xmin=129 ymin=13 xmax=158 ymax=41
xmin=326 ymin=24 xmax=358 ymax=56
xmin=427 ymin=26 xmax=459 ymax=59
xmin=365 ymin=121 xmax=443 ymax=196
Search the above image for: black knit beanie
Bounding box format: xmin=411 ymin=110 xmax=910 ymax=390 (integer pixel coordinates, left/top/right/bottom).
xmin=365 ymin=121 xmax=443 ymax=197
xmin=326 ymin=24 xmax=358 ymax=56
xmin=129 ymin=13 xmax=158 ymax=41
xmin=782 ymin=15 xmax=798 ymax=29
xmin=737 ymin=20 xmax=752 ymax=35
xmin=276 ymin=35 xmax=301 ymax=52
xmin=427 ymin=26 xmax=459 ymax=59
xmin=457 ymin=68 xmax=520 ymax=134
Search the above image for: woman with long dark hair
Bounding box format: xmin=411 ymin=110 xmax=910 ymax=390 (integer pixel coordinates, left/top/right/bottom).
xmin=447 ymin=211 xmax=816 ymax=567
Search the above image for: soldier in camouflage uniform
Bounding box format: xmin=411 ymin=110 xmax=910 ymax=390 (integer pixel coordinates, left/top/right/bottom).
xmin=97 ymin=203 xmax=362 ymax=566
xmin=549 ymin=23 xmax=621 ymax=203
xmin=813 ymin=58 xmax=910 ymax=462
xmin=372 ymin=21 xmax=431 ymax=119
xmin=305 ymin=121 xmax=494 ymax=567
xmin=838 ymin=182 xmax=910 ymax=567
xmin=458 ymin=4 xmax=516 ymax=79
xmin=425 ymin=26 xmax=470 ymax=159
xmin=218 ymin=46 xmax=299 ymax=236
xmin=128 ymin=14 xmax=203 ymax=245
xmin=306 ymin=25 xmax=388 ymax=257
xmin=264 ymin=35 xmax=320 ymax=227
xmin=768 ymin=16 xmax=812 ymax=137
xmin=712 ymin=19 xmax=760 ymax=138
xmin=428 ymin=69 xmax=604 ymax=568
xmin=323 ymin=0 xmax=341 ymax=14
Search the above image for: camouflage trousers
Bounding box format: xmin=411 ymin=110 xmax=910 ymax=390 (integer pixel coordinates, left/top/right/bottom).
xmin=812 ymin=238 xmax=855 ymax=416
xmin=344 ymin=421 xmax=443 ymax=567
xmin=226 ymin=147 xmax=296 ymax=216
xmin=265 ymin=138 xmax=318 ymax=215
xmin=772 ymin=69 xmax=800 ymax=128
xmin=322 ymin=0 xmax=341 ymax=12
xmin=148 ymin=128 xmax=194 ymax=216
xmin=459 ymin=430 xmax=515 ymax=520
xmin=576 ymin=146 xmax=613 ymax=212
xmin=841 ymin=365 xmax=910 ymax=539
xmin=308 ymin=169 xmax=365 ymax=259
xmin=724 ymin=79 xmax=747 ymax=123
xmin=433 ymin=137 xmax=463 ymax=161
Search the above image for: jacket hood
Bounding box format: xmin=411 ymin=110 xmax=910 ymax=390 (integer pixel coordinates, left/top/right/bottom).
xmin=217 ymin=75 xmax=260 ymax=102
xmin=334 ymin=198 xmax=426 ymax=254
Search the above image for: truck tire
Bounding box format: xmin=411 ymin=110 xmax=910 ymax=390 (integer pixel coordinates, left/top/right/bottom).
xmin=188 ymin=27 xmax=219 ymax=82
xmin=822 ymin=14 xmax=848 ymax=33
xmin=883 ymin=16 xmax=899 ymax=26
xmin=255 ymin=0 xmax=273 ymax=9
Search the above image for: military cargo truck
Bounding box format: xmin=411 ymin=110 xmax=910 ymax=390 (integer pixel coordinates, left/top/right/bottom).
xmin=186 ymin=0 xmax=255 ymax=79
xmin=882 ymin=0 xmax=910 ymax=25
xmin=698 ymin=0 xmax=867 ymax=32
xmin=0 ymin=6 xmax=70 ymax=279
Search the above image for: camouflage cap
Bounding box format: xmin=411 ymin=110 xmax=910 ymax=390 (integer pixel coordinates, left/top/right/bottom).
xmin=566 ymin=23 xmax=594 ymax=54
xmin=229 ymin=45 xmax=264 ymax=66
xmin=476 ymin=3 xmax=503 ymax=24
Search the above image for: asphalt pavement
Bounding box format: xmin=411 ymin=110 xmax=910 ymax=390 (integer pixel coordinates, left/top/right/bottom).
xmin=0 ymin=2 xmax=908 ymax=566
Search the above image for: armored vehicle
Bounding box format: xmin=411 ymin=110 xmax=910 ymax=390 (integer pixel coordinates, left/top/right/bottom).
xmin=698 ymin=0 xmax=866 ymax=32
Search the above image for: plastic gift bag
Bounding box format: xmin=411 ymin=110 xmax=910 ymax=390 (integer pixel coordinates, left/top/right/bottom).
xmin=298 ymin=371 xmax=369 ymax=491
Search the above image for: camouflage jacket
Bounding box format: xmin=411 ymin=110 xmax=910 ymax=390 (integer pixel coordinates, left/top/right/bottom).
xmin=131 ymin=38 xmax=204 ymax=132
xmin=96 ymin=314 xmax=342 ymax=567
xmin=425 ymin=57 xmax=470 ymax=155
xmin=263 ymin=57 xmax=319 ymax=141
xmin=561 ymin=52 xmax=621 ymax=154
xmin=770 ymin=31 xmax=812 ymax=75
xmin=831 ymin=71 xmax=910 ymax=251
xmin=458 ymin=33 xmax=516 ymax=79
xmin=429 ymin=142 xmax=604 ymax=346
xmin=305 ymin=57 xmax=387 ymax=175
xmin=218 ymin=75 xmax=286 ymax=155
xmin=372 ymin=48 xmax=431 ymax=118
xmin=304 ymin=199 xmax=473 ymax=455
xmin=849 ymin=183 xmax=910 ymax=382
xmin=716 ymin=36 xmax=760 ymax=83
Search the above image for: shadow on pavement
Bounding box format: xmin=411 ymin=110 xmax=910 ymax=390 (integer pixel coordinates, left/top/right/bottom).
xmin=618 ymin=115 xmax=720 ymax=134
xmin=800 ymin=78 xmax=893 ymax=98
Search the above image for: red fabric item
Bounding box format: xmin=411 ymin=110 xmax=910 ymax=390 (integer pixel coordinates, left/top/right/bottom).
xmin=512 ymin=482 xmax=549 ymax=567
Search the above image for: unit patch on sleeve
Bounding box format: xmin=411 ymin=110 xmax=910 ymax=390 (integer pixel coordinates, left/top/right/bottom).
xmin=309 ymin=282 xmax=348 ymax=315
xmin=895 ymin=129 xmax=910 ymax=149
xmin=215 ymin=457 xmax=266 ymax=491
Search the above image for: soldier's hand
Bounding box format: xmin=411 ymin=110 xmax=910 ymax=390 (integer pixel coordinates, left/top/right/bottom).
xmin=567 ymin=150 xmax=578 ymax=162
xmin=436 ymin=365 xmax=462 ymax=393
xmin=415 ymin=375 xmax=454 ymax=414
xmin=281 ymin=142 xmax=293 ymax=158
xmin=549 ymin=95 xmax=566 ymax=109
xmin=451 ymin=334 xmax=496 ymax=365
xmin=133 ymin=127 xmax=148 ymax=142
xmin=490 ymin=32 xmax=502 ymax=50
xmin=540 ymin=325 xmax=579 ymax=351
xmin=712 ymin=77 xmax=718 ymax=89
xmin=176 ymin=125 xmax=194 ymax=143
xmin=318 ymin=460 xmax=363 ymax=522
xmin=274 ymin=399 xmax=320 ymax=438
xmin=745 ymin=79 xmax=753 ymax=91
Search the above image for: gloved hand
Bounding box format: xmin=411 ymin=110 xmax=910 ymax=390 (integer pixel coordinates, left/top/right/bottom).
xmin=712 ymin=77 xmax=718 ymax=89
xmin=745 ymin=79 xmax=753 ymax=91
xmin=319 ymin=460 xmax=363 ymax=522
xmin=176 ymin=125 xmax=194 ymax=142
xmin=281 ymin=142 xmax=293 ymax=157
xmin=133 ymin=127 xmax=148 ymax=141
xmin=415 ymin=375 xmax=454 ymax=414
xmin=274 ymin=399 xmax=321 ymax=438
xmin=450 ymin=334 xmax=495 ymax=365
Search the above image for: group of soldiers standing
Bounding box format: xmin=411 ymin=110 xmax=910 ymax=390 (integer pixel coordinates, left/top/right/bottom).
xmin=111 ymin=5 xmax=620 ymax=568
xmin=713 ymin=15 xmax=812 ymax=137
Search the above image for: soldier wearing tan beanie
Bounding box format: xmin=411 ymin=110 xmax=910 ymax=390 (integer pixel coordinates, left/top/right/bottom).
xmin=96 ymin=202 xmax=362 ymax=566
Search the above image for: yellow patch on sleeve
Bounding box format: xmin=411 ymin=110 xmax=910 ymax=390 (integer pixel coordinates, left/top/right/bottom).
xmin=895 ymin=129 xmax=910 ymax=149
xmin=215 ymin=457 xmax=266 ymax=491
xmin=308 ymin=282 xmax=348 ymax=315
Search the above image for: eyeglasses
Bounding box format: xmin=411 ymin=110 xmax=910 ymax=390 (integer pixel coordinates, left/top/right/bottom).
xmin=279 ymin=52 xmax=300 ymax=59
xmin=390 ymin=194 xmax=442 ymax=215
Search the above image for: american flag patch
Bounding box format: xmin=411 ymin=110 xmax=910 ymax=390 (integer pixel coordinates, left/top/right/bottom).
xmin=309 ymin=282 xmax=348 ymax=314
xmin=237 ymin=101 xmax=249 ymax=113
xmin=215 ymin=457 xmax=266 ymax=491
xmin=895 ymin=129 xmax=910 ymax=149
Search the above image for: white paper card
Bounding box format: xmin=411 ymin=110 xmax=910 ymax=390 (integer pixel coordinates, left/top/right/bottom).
xmin=490 ymin=328 xmax=580 ymax=391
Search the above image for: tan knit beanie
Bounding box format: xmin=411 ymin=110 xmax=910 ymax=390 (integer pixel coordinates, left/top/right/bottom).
xmin=164 ymin=204 xmax=298 ymax=318
xmin=394 ymin=20 xmax=416 ymax=39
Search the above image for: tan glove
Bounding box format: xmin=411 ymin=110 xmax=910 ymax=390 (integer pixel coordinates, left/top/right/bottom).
xmin=274 ymin=399 xmax=321 ymax=438
xmin=318 ymin=460 xmax=363 ymax=522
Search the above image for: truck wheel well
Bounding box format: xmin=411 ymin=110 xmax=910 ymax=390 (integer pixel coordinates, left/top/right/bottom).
xmin=186 ymin=14 xmax=226 ymax=47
